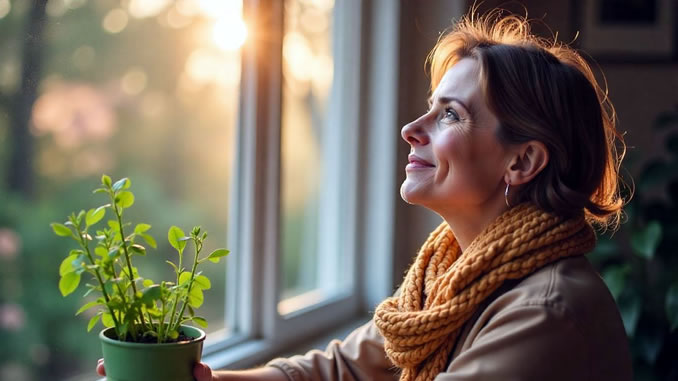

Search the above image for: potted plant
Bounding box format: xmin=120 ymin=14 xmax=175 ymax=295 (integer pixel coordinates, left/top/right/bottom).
xmin=51 ymin=175 xmax=229 ymax=381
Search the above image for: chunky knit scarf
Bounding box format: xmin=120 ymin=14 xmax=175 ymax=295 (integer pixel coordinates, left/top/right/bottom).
xmin=374 ymin=203 xmax=596 ymax=381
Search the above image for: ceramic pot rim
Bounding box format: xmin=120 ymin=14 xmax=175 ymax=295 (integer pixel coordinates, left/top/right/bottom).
xmin=99 ymin=325 xmax=206 ymax=348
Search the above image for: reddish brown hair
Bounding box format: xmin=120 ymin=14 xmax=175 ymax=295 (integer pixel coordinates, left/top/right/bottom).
xmin=428 ymin=10 xmax=626 ymax=228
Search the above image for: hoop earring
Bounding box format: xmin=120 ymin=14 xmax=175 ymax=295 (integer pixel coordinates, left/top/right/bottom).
xmin=505 ymin=183 xmax=511 ymax=208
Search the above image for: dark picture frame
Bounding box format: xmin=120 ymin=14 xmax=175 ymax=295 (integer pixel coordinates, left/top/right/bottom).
xmin=575 ymin=0 xmax=677 ymax=62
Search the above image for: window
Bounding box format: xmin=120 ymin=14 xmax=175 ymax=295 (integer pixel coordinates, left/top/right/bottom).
xmin=213 ymin=0 xmax=365 ymax=357
xmin=0 ymin=0 xmax=405 ymax=378
xmin=279 ymin=0 xmax=353 ymax=314
xmin=0 ymin=1 xmax=241 ymax=379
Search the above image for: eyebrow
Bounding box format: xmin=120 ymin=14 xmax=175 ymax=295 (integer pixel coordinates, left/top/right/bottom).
xmin=427 ymin=96 xmax=471 ymax=113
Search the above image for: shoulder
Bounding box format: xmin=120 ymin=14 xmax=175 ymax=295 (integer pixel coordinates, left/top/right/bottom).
xmin=447 ymin=256 xmax=632 ymax=381
xmin=490 ymin=256 xmax=613 ymax=318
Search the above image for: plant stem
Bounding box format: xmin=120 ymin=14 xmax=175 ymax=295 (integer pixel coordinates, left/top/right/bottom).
xmin=173 ymin=237 xmax=201 ymax=333
xmin=79 ymin=234 xmax=122 ymax=337
xmin=112 ymin=200 xmax=148 ymax=333
xmin=158 ymin=297 xmax=167 ymax=343
xmin=166 ymin=241 xmax=185 ymax=332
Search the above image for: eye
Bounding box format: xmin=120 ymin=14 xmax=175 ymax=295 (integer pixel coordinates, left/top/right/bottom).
xmin=443 ymin=107 xmax=460 ymax=122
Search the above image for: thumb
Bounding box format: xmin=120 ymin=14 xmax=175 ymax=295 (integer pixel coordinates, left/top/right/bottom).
xmin=194 ymin=362 xmax=213 ymax=381
xmin=96 ymin=358 xmax=106 ymax=376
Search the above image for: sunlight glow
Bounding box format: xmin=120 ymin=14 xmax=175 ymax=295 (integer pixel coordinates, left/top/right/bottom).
xmin=0 ymin=0 xmax=10 ymax=20
xmin=283 ymin=32 xmax=313 ymax=81
xmin=121 ymin=68 xmax=148 ymax=95
xmin=128 ymin=0 xmax=171 ymax=19
xmin=102 ymin=8 xmax=129 ymax=34
xmin=177 ymin=0 xmax=245 ymax=90
xmin=211 ymin=18 xmax=247 ymax=51
xmin=164 ymin=6 xmax=192 ymax=29
xmin=196 ymin=0 xmax=241 ymax=16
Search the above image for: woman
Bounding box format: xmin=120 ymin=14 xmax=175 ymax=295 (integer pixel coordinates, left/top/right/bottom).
xmin=98 ymin=10 xmax=632 ymax=381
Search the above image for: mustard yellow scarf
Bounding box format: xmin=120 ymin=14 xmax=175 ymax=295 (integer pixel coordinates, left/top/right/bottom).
xmin=374 ymin=203 xmax=596 ymax=381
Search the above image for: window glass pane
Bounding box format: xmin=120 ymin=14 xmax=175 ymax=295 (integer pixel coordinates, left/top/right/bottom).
xmin=0 ymin=1 xmax=241 ymax=379
xmin=280 ymin=0 xmax=348 ymax=313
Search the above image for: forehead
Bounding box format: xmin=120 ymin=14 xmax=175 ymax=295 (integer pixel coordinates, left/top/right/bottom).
xmin=431 ymin=58 xmax=482 ymax=104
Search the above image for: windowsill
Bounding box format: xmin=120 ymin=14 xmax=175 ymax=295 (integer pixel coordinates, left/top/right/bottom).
xmin=93 ymin=315 xmax=371 ymax=381
xmin=204 ymin=314 xmax=372 ymax=371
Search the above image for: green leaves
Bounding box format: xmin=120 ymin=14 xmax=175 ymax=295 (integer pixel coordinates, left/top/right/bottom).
xmin=59 ymin=272 xmax=81 ymax=296
xmin=112 ymin=177 xmax=131 ymax=191
xmin=87 ymin=315 xmax=101 ymax=332
xmin=60 ymin=251 xmax=83 ymax=275
xmin=619 ymin=293 xmax=642 ymax=337
xmin=134 ymin=224 xmax=157 ymax=248
xmin=207 ymin=248 xmax=229 ymax=263
xmin=130 ymin=244 xmax=146 ymax=256
xmin=602 ymin=264 xmax=641 ymax=336
xmin=52 ymin=175 xmax=230 ymax=343
xmin=139 ymin=233 xmax=157 ymax=249
xmin=51 ymin=223 xmax=73 ymax=237
xmin=76 ymin=300 xmax=102 ymax=316
xmin=86 ymin=206 xmax=106 ymax=227
xmin=116 ymin=191 xmax=135 ymax=209
xmin=188 ymin=287 xmax=204 ymax=308
xmin=191 ymin=316 xmax=208 ymax=328
xmin=602 ymin=265 xmax=629 ymax=300
xmin=178 ymin=271 xmax=191 ymax=285
xmin=134 ymin=223 xmax=151 ymax=234
xmin=168 ymin=226 xmax=187 ymax=254
xmin=631 ymin=221 xmax=662 ymax=259
xmin=193 ymin=275 xmax=211 ymax=290
xmin=142 ymin=285 xmax=162 ymax=307
xmin=101 ymin=313 xmax=115 ymax=328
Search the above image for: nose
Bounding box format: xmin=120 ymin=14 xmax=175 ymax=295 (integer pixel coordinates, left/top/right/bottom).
xmin=401 ymin=115 xmax=430 ymax=146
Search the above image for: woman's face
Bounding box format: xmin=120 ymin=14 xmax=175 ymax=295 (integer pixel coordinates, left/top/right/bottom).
xmin=400 ymin=58 xmax=512 ymax=214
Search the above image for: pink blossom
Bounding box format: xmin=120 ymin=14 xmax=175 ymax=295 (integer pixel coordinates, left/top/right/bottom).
xmin=0 ymin=228 xmax=21 ymax=259
xmin=0 ymin=303 xmax=25 ymax=331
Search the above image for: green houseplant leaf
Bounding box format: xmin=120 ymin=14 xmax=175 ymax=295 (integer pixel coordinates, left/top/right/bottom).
xmin=116 ymin=191 xmax=135 ymax=209
xmin=619 ymin=292 xmax=642 ymax=337
xmin=168 ymin=226 xmax=187 ymax=254
xmin=207 ymin=248 xmax=229 ymax=263
xmin=59 ymin=272 xmax=81 ymax=296
xmin=51 ymin=223 xmax=73 ymax=237
xmin=52 ymin=175 xmax=228 ymax=346
xmin=86 ymin=206 xmax=106 ymax=227
xmin=630 ymin=221 xmax=662 ymax=259
xmin=602 ymin=265 xmax=629 ymax=300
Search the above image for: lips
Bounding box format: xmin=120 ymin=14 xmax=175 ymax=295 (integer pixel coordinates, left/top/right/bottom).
xmin=407 ymin=154 xmax=435 ymax=168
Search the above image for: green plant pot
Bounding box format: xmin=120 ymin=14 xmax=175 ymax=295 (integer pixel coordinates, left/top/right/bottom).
xmin=99 ymin=325 xmax=206 ymax=381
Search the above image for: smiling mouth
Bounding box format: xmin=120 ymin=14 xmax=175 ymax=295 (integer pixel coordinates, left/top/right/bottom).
xmin=407 ymin=154 xmax=435 ymax=169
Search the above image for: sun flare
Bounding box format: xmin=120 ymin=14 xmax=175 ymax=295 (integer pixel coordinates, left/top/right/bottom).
xmin=212 ymin=18 xmax=247 ymax=51
xmin=211 ymin=17 xmax=248 ymax=51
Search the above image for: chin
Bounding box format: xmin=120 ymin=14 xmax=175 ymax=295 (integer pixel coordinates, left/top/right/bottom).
xmin=400 ymin=183 xmax=422 ymax=205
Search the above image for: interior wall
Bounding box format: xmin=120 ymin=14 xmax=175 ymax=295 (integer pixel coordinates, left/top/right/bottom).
xmin=468 ymin=0 xmax=678 ymax=176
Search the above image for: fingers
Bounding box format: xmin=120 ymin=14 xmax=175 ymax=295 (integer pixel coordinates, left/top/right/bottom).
xmin=96 ymin=358 xmax=106 ymax=376
xmin=194 ymin=362 xmax=213 ymax=381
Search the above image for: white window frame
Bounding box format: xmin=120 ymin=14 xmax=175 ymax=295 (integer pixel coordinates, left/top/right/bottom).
xmin=200 ymin=0 xmax=403 ymax=370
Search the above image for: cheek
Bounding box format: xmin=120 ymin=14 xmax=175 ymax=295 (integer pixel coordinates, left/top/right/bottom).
xmin=433 ymin=129 xmax=470 ymax=175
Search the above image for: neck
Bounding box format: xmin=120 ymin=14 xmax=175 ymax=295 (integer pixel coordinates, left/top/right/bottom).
xmin=437 ymin=196 xmax=509 ymax=252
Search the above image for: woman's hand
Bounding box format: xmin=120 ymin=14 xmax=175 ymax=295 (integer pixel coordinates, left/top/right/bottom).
xmin=96 ymin=358 xmax=213 ymax=381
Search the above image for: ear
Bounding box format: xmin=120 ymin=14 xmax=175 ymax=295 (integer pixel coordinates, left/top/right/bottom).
xmin=504 ymin=141 xmax=549 ymax=186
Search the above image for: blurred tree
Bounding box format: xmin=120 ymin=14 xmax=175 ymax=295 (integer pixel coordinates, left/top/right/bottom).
xmin=6 ymin=0 xmax=46 ymax=197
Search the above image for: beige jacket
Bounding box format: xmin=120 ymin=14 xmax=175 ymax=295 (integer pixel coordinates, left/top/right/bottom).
xmin=267 ymin=256 xmax=632 ymax=380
